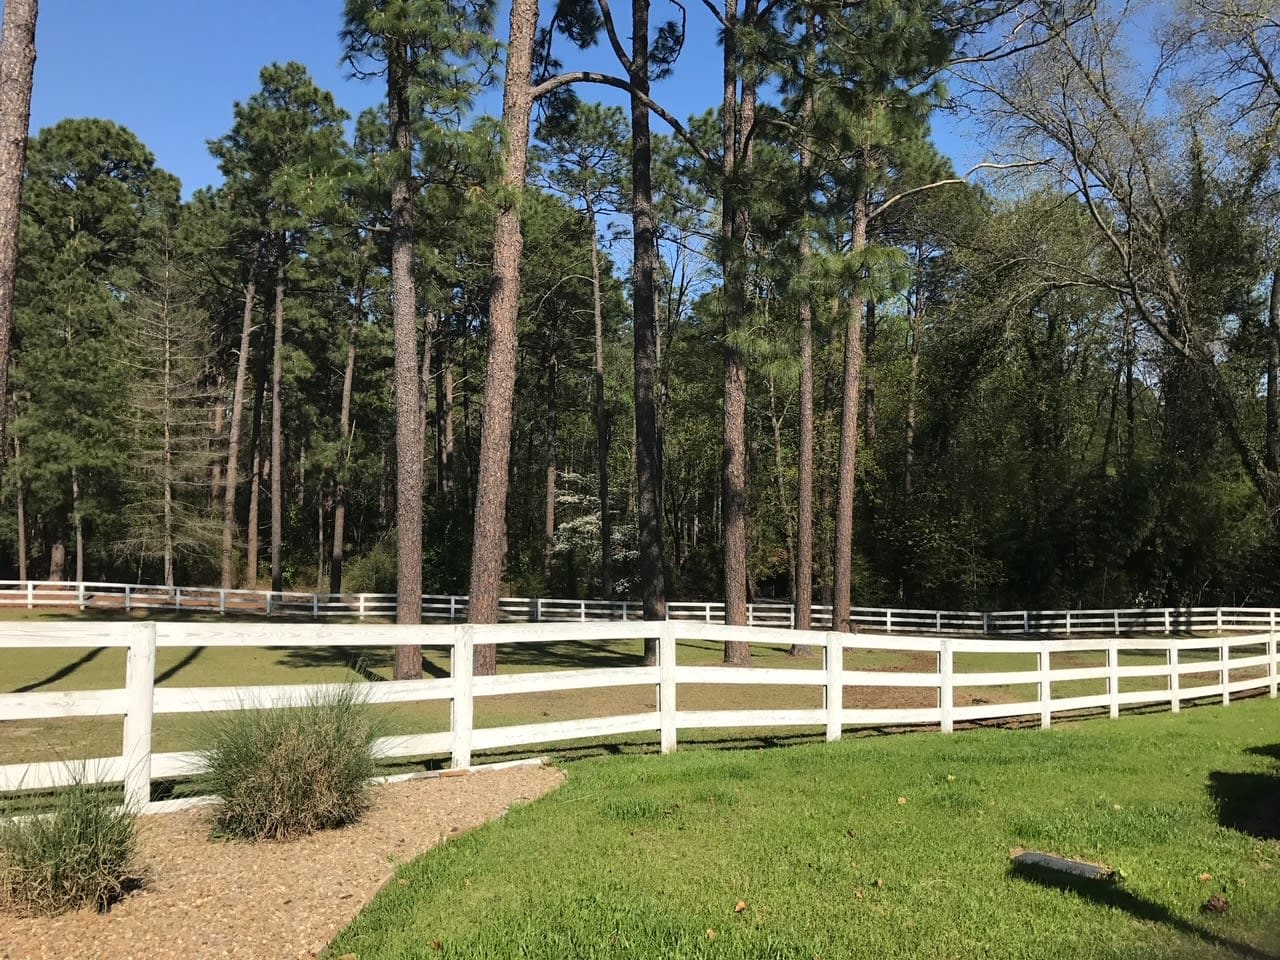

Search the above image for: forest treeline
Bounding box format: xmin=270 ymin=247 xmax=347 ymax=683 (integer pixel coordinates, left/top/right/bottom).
xmin=1 ymin=0 xmax=1279 ymax=674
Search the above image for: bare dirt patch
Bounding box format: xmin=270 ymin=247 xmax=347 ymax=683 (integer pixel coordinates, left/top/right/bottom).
xmin=0 ymin=764 xmax=564 ymax=960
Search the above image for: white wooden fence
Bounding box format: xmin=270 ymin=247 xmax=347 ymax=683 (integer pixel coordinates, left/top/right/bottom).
xmin=0 ymin=579 xmax=1277 ymax=634
xmin=1 ymin=620 xmax=1276 ymax=814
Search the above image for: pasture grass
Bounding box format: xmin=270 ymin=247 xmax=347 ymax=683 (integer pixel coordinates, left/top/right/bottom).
xmin=328 ymin=699 xmax=1280 ymax=960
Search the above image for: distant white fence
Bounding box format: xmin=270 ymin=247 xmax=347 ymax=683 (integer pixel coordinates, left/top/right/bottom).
xmin=0 ymin=579 xmax=1277 ymax=635
xmin=1 ymin=620 xmax=1276 ymax=814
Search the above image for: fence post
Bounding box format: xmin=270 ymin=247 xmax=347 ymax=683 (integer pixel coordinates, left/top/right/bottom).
xmin=621 ymin=601 xmax=629 ymax=622
xmin=1269 ymin=610 xmax=1277 ymax=700
xmin=218 ymin=589 xmax=226 ymax=616
xmin=358 ymin=594 xmax=367 ymax=619
xmin=1065 ymin=610 xmax=1072 ymax=636
xmin=1113 ymin=611 xmax=1120 ymax=636
xmin=1039 ymin=640 xmax=1052 ymax=729
xmin=1216 ymin=607 xmax=1223 ymax=633
xmin=886 ymin=609 xmax=893 ymax=633
xmin=659 ymin=621 xmax=677 ymax=754
xmin=77 ymin=580 xmax=85 ymax=611
xmin=124 ymin=584 xmax=132 ymax=613
xmin=174 ymin=587 xmax=181 ymax=614
xmin=1164 ymin=608 xmax=1171 ymax=633
xmin=122 ymin=621 xmax=156 ymax=810
xmin=451 ymin=624 xmax=475 ymax=769
xmin=25 ymin=580 xmax=32 ymax=609
xmin=981 ymin=612 xmax=989 ymax=636
xmin=1169 ymin=642 xmax=1180 ymax=713
xmin=1023 ymin=610 xmax=1030 ymax=634
xmin=939 ymin=637 xmax=954 ymax=733
xmin=265 ymin=591 xmax=273 ymax=616
xmin=1220 ymin=639 xmax=1230 ymax=706
xmin=935 ymin=611 xmax=942 ymax=632
xmin=825 ymin=631 xmax=843 ymax=742
xmin=1107 ymin=639 xmax=1119 ymax=719
xmin=748 ymin=605 xmax=755 ymax=627
xmin=449 ymin=596 xmax=457 ymax=622
xmin=312 ymin=594 xmax=319 ymax=619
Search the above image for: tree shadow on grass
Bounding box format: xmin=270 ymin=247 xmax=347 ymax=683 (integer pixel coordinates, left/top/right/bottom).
xmin=155 ymin=646 xmax=205 ymax=685
xmin=13 ymin=646 xmax=106 ymax=692
xmin=1208 ymin=745 xmax=1280 ymax=842
xmin=275 ymin=645 xmax=450 ymax=681
xmin=1010 ymin=858 xmax=1277 ymax=959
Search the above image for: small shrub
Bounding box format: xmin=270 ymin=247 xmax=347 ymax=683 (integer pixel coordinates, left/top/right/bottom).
xmin=201 ymin=685 xmax=382 ymax=841
xmin=0 ymin=782 xmax=139 ymax=915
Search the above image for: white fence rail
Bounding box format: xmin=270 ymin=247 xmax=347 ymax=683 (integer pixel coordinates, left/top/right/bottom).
xmin=1 ymin=620 xmax=1276 ymax=813
xmin=0 ymin=579 xmax=1276 ymax=635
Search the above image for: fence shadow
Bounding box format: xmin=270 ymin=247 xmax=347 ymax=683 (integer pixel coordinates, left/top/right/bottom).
xmin=1009 ymin=858 xmax=1277 ymax=959
xmin=1208 ymin=744 xmax=1280 ymax=842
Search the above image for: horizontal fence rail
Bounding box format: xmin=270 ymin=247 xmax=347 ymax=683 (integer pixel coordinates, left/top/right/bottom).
xmin=0 ymin=579 xmax=1276 ymax=636
xmin=1 ymin=620 xmax=1276 ymax=813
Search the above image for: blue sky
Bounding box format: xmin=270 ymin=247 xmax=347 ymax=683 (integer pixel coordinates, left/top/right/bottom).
xmin=27 ymin=1 xmax=977 ymax=197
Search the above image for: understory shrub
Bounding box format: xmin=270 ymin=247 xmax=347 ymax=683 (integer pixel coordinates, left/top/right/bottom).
xmin=0 ymin=781 xmax=139 ymax=915
xmin=201 ymin=685 xmax=382 ymax=841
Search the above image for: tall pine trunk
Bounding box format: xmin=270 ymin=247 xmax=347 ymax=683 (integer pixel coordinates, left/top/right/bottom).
xmin=246 ymin=344 xmax=267 ymax=588
xmin=632 ymin=0 xmax=666 ymax=664
xmin=468 ymin=0 xmax=538 ymax=675
xmin=270 ymin=252 xmax=285 ymax=592
xmin=791 ymin=40 xmax=816 ymax=649
xmin=388 ymin=46 xmax=424 ymax=679
xmin=162 ymin=297 xmax=175 ymax=588
xmin=71 ymin=467 xmax=83 ymax=584
xmin=832 ymin=196 xmax=868 ymax=633
xmin=330 ymin=280 xmax=360 ymax=595
xmin=0 ymin=0 xmax=36 ymax=475
xmin=222 ymin=262 xmax=257 ymax=588
xmin=543 ymin=344 xmax=557 ymax=580
xmin=1266 ymin=269 xmax=1279 ymax=473
xmin=905 ymin=261 xmax=921 ymax=499
xmin=720 ymin=0 xmax=756 ymax=662
xmin=14 ymin=433 xmax=26 ymax=580
xmin=589 ymin=197 xmax=613 ymax=599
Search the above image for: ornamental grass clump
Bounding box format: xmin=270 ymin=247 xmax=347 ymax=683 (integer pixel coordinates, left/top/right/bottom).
xmin=0 ymin=781 xmax=139 ymax=915
xmin=202 ymin=685 xmax=382 ymax=841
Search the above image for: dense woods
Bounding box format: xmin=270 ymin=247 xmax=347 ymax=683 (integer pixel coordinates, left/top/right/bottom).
xmin=4 ymin=0 xmax=1280 ymax=673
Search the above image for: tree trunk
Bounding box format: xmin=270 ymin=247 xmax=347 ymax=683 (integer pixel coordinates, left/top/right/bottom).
xmin=210 ymin=377 xmax=225 ymax=510
xmin=419 ymin=310 xmax=437 ymax=492
xmin=48 ymin=539 xmax=65 ymax=581
xmin=14 ymin=433 xmax=26 ymax=580
xmin=768 ymin=375 xmax=795 ymax=601
xmin=388 ymin=47 xmax=424 ymax=679
xmin=543 ymin=344 xmax=557 ymax=580
xmin=71 ymin=467 xmax=84 ymax=584
xmin=222 ymin=266 xmax=257 ymax=588
xmin=631 ymin=0 xmax=666 ymax=663
xmin=720 ymin=0 xmax=756 ymax=662
xmin=270 ymin=252 xmax=285 ymax=593
xmin=246 ymin=343 xmax=267 ymax=589
xmin=437 ymin=345 xmax=455 ymax=495
xmin=162 ymin=299 xmax=175 ymax=589
xmin=316 ymin=485 xmax=325 ymax=591
xmin=791 ymin=53 xmax=816 ymax=649
xmin=863 ymin=297 xmax=877 ymax=445
xmin=905 ymin=271 xmax=921 ymax=498
xmin=1266 ymin=269 xmax=1279 ymax=473
xmin=832 ymin=196 xmax=868 ymax=633
xmin=468 ymin=0 xmax=538 ymax=675
xmin=330 ymin=284 xmax=360 ymax=595
xmin=589 ymin=197 xmax=613 ymax=600
xmin=0 ymin=0 xmax=36 ymax=476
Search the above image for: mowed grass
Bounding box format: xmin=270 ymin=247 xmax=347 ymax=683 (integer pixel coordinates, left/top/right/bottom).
xmin=328 ymin=700 xmax=1280 ymax=960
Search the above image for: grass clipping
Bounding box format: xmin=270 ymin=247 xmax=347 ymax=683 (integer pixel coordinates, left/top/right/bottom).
xmin=0 ymin=781 xmax=139 ymax=915
xmin=202 ymin=685 xmax=382 ymax=841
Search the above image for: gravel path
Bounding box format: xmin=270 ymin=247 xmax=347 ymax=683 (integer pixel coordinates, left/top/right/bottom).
xmin=0 ymin=764 xmax=564 ymax=960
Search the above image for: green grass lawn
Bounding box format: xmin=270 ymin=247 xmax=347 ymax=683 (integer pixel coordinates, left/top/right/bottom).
xmin=328 ymin=699 xmax=1280 ymax=960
